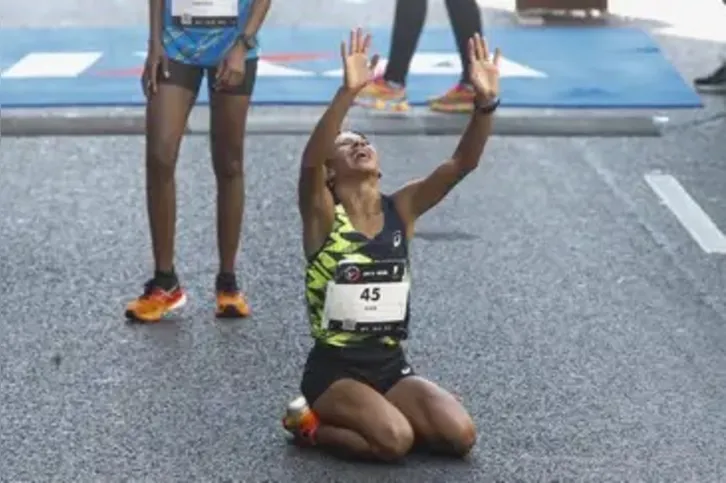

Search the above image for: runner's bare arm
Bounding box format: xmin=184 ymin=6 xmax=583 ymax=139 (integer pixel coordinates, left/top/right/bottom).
xmin=240 ymin=0 xmax=271 ymax=39
xmin=148 ymin=0 xmax=163 ymax=43
xmin=298 ymin=87 xmax=356 ymax=256
xmin=395 ymin=33 xmax=500 ymax=227
xmin=394 ymin=109 xmax=494 ymax=224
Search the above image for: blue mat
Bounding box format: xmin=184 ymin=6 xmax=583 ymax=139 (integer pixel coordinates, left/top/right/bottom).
xmin=0 ymin=26 xmax=702 ymax=109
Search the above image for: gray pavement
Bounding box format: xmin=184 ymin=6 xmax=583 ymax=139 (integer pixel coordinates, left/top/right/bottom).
xmin=2 ymin=129 xmax=726 ymax=481
xmin=2 ymin=0 xmax=726 ymax=481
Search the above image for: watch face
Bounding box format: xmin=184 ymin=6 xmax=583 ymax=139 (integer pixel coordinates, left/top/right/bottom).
xmin=244 ymin=36 xmax=257 ymax=49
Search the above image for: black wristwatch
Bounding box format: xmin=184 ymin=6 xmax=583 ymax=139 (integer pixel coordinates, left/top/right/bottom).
xmin=473 ymin=96 xmax=501 ymax=115
xmin=237 ymin=34 xmax=257 ymax=50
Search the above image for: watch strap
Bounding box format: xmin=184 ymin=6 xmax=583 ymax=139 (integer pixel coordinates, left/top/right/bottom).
xmin=473 ymin=96 xmax=501 ymax=114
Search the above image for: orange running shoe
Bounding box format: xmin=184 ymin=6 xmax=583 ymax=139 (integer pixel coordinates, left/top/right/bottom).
xmin=356 ymin=76 xmax=409 ymax=111
xmin=215 ymin=273 xmax=251 ymax=319
xmin=125 ymin=279 xmax=187 ymax=323
xmin=282 ymin=396 xmax=320 ymax=446
xmin=428 ymin=82 xmax=476 ymax=113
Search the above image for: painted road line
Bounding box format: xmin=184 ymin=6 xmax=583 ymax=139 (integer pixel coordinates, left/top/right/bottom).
xmin=322 ymin=53 xmax=546 ymax=78
xmin=1 ymin=52 xmax=102 ymax=78
xmin=645 ymin=173 xmax=726 ymax=254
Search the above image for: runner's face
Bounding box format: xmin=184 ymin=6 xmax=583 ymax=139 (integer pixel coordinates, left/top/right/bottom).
xmin=332 ymin=131 xmax=379 ymax=178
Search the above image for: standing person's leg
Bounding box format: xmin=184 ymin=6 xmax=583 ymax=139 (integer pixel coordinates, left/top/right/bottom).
xmin=383 ymin=0 xmax=428 ymax=85
xmin=430 ymin=0 xmax=483 ymax=113
xmin=356 ymin=0 xmax=427 ymax=110
xmin=206 ymin=58 xmax=258 ymax=318
xmin=694 ymin=61 xmax=726 ymax=93
xmin=125 ymin=60 xmax=202 ymax=323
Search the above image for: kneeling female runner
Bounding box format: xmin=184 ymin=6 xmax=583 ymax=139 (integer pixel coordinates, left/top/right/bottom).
xmin=283 ymin=28 xmax=502 ymax=461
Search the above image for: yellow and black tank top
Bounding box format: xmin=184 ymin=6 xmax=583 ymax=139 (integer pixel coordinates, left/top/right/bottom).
xmin=305 ymin=195 xmax=410 ymax=347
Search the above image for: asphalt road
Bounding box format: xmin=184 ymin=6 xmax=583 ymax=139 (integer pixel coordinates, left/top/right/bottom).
xmin=2 ymin=127 xmax=726 ymax=481
xmin=3 ymin=0 xmax=726 ymax=481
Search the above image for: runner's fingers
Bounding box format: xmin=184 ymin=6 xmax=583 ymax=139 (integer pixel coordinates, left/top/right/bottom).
xmin=160 ymin=56 xmax=170 ymax=78
xmin=144 ymin=61 xmax=159 ymax=95
xmin=492 ymin=47 xmax=502 ymax=67
xmin=141 ymin=69 xmax=150 ymax=97
xmin=216 ymin=61 xmax=226 ymax=80
xmin=369 ymin=54 xmax=380 ymax=74
xmin=352 ymin=28 xmax=359 ymax=53
xmin=362 ymin=33 xmax=371 ymax=54
xmin=475 ymin=33 xmax=487 ymax=62
xmin=468 ymin=37 xmax=478 ymax=63
xmin=349 ymin=29 xmax=355 ymax=55
xmin=340 ymin=41 xmax=347 ymax=61
xmin=228 ymin=70 xmax=243 ymax=86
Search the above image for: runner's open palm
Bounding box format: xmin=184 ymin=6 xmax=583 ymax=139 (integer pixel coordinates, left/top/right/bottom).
xmin=341 ymin=28 xmax=379 ymax=93
xmin=468 ymin=33 xmax=501 ymax=102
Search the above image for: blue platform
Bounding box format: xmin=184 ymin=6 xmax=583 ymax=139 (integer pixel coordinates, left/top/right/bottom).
xmin=0 ymin=26 xmax=702 ymax=109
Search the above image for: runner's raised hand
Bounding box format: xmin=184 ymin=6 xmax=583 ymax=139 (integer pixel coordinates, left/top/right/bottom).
xmin=340 ymin=28 xmax=379 ymax=94
xmin=468 ymin=33 xmax=501 ymax=102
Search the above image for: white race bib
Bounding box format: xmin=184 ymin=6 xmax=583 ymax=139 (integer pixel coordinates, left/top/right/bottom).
xmin=171 ymin=0 xmax=238 ymax=27
xmin=322 ymin=260 xmax=410 ymax=334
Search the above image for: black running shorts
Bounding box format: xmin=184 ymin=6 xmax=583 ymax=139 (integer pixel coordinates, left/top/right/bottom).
xmin=300 ymin=340 xmax=415 ymax=406
xmin=158 ymin=57 xmax=258 ymax=96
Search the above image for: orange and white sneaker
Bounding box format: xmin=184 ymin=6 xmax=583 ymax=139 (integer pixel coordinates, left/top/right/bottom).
xmin=356 ymin=76 xmax=409 ymax=111
xmin=282 ymin=396 xmax=320 ymax=446
xmin=215 ymin=273 xmax=251 ymax=319
xmin=428 ymin=82 xmax=476 ymax=113
xmin=125 ymin=278 xmax=187 ymax=323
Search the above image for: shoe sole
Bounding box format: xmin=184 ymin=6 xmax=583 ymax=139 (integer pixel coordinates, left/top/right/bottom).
xmin=429 ymin=102 xmax=474 ymax=114
xmin=124 ymin=293 xmax=188 ymax=323
xmin=355 ymin=97 xmax=409 ymax=112
xmin=695 ymin=84 xmax=726 ymax=93
xmin=215 ymin=304 xmax=251 ymax=319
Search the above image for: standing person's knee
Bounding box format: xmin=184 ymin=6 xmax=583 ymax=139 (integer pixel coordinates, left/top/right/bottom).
xmin=212 ymin=148 xmax=244 ymax=179
xmin=147 ymin=137 xmax=180 ymax=182
xmin=370 ymin=414 xmax=415 ymax=461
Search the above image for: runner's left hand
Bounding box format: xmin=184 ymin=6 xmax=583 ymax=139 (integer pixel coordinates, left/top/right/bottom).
xmin=468 ymin=33 xmax=501 ymax=103
xmin=216 ymin=44 xmax=247 ymax=89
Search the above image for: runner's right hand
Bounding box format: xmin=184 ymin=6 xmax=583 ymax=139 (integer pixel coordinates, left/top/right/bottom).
xmin=142 ymin=41 xmax=170 ymax=98
xmin=340 ymin=28 xmax=379 ymax=94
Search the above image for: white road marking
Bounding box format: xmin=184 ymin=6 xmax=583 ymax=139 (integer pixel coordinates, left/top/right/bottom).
xmin=645 ymin=173 xmax=726 ymax=254
xmin=257 ymin=60 xmax=315 ymax=77
xmin=0 ymin=52 xmax=102 ymax=78
xmin=323 ymin=53 xmax=546 ymax=78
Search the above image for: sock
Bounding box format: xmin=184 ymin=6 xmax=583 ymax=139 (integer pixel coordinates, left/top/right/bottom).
xmin=216 ymin=272 xmax=238 ymax=292
xmin=154 ymin=270 xmax=178 ymax=291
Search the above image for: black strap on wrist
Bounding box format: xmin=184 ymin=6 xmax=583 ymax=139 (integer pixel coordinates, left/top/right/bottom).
xmin=473 ymin=96 xmax=501 ymax=115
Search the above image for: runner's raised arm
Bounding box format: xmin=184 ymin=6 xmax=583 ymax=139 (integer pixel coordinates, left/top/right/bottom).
xmin=298 ymin=28 xmax=379 ymax=257
xmin=393 ymin=34 xmax=501 ymax=228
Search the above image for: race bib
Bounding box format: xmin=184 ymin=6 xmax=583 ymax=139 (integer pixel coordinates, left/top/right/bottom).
xmin=171 ymin=0 xmax=238 ymax=27
xmin=322 ymin=260 xmax=409 ymax=334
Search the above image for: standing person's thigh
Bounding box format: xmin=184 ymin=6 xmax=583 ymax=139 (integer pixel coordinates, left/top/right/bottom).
xmin=146 ymin=59 xmax=203 ymax=168
xmin=207 ymin=58 xmax=258 ymax=167
xmin=386 ymin=376 xmax=477 ymax=457
xmin=313 ymin=378 xmax=415 ymax=460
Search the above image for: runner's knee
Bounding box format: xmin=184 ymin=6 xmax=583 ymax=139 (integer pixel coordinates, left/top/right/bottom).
xmin=212 ymin=153 xmax=244 ymax=179
xmin=369 ymin=415 xmax=415 ymax=460
xmin=147 ymin=138 xmax=180 ymax=181
xmin=438 ymin=409 xmax=477 ymax=456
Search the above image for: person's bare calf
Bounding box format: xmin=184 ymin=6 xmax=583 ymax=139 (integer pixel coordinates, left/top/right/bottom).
xmin=312 ymin=379 xmax=416 ymax=461
xmin=386 ymin=376 xmax=477 ymax=457
xmin=146 ymin=84 xmax=197 ymax=272
xmin=209 ymin=93 xmax=250 ymax=275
